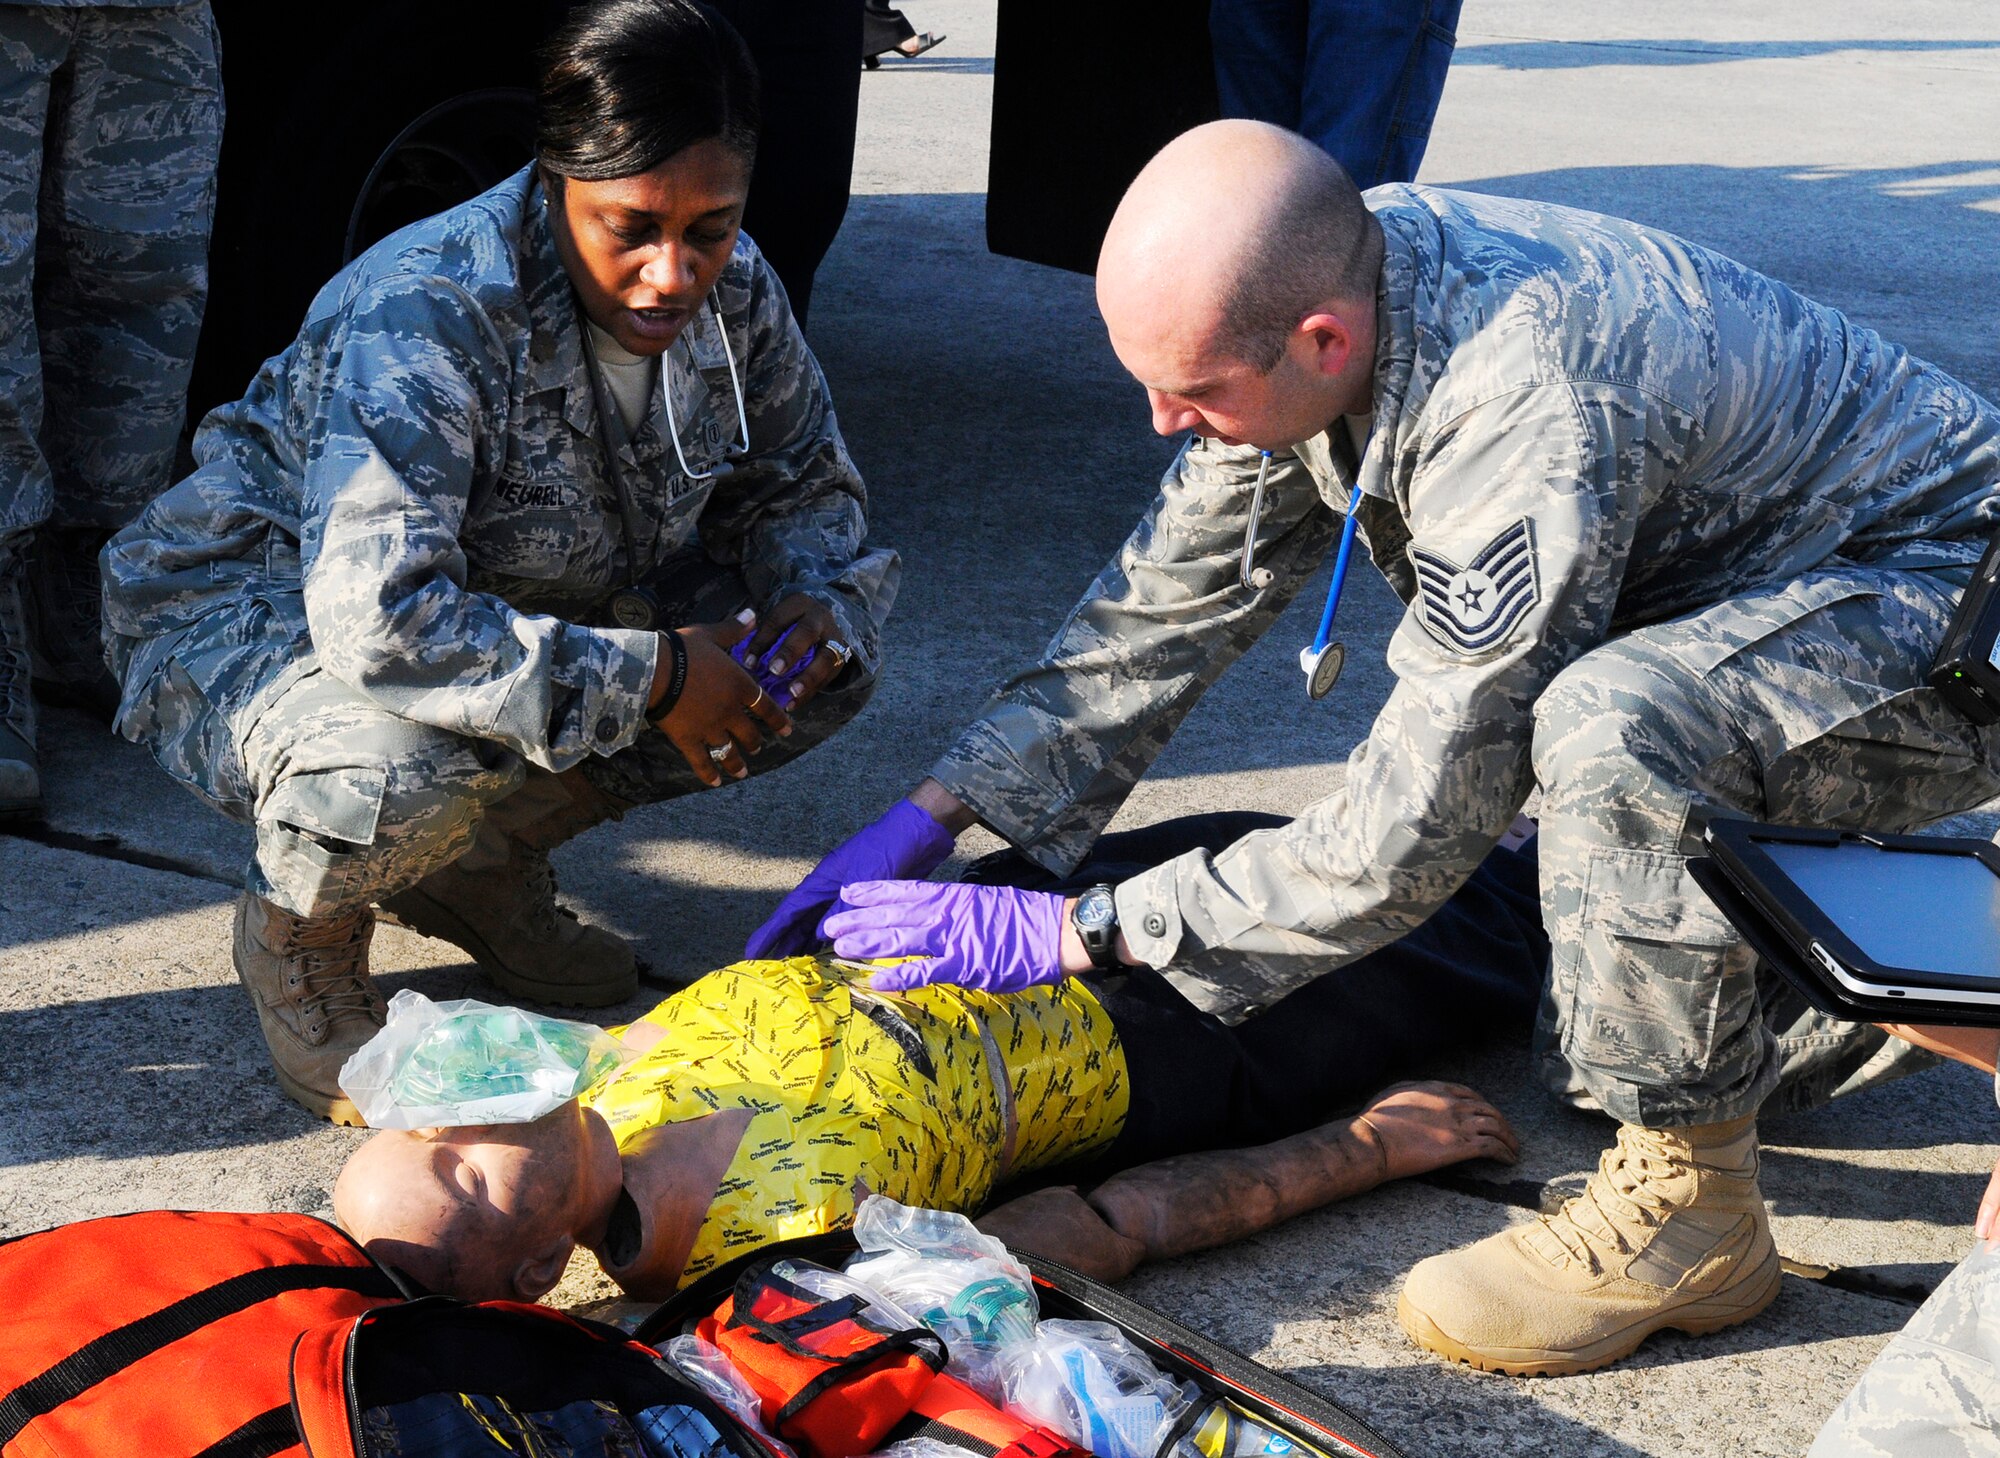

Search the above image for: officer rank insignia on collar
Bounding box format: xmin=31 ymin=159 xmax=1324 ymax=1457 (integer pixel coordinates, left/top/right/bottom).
xmin=1409 ymin=517 xmax=1541 ymax=654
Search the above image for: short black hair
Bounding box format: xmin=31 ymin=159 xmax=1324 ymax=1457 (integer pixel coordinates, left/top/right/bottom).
xmin=537 ymin=0 xmax=760 ymax=183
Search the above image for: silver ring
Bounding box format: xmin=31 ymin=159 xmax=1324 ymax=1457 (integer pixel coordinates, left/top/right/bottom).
xmin=708 ymin=744 xmax=734 ymax=762
xmin=749 ymin=689 xmax=769 ymax=710
xmin=824 ymin=638 xmax=852 ymax=665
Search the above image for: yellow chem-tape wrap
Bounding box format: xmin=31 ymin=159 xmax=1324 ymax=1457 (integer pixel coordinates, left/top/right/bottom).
xmin=584 ymin=956 xmax=1129 ymax=1287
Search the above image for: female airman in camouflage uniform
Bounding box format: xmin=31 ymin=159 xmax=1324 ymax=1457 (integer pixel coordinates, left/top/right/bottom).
xmin=100 ymin=0 xmax=898 ymax=1122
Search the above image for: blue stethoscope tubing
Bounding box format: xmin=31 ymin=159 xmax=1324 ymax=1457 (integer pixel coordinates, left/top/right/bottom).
xmin=1315 ymin=482 xmax=1363 ymax=656
xmin=1241 ymin=448 xmax=1362 ymax=698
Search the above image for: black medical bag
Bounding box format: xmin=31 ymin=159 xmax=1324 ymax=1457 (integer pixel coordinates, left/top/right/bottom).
xmin=638 ymin=1234 xmax=1411 ymax=1458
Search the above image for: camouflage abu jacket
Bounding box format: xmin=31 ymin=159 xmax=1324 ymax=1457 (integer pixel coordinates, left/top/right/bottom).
xmin=102 ymin=166 xmax=897 ymax=773
xmin=931 ymin=185 xmax=2000 ymax=1019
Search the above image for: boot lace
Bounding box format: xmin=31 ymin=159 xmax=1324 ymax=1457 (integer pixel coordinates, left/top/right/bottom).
xmin=277 ymin=906 xmax=383 ymax=1037
xmin=1534 ymin=1125 xmax=1684 ymax=1274
xmin=516 ymin=848 xmax=582 ymax=938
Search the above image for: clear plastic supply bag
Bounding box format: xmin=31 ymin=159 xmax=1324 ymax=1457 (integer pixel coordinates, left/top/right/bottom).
xmin=663 ymin=1334 xmax=800 ymax=1458
xmin=768 ymin=1257 xmax=928 ymax=1334
xmin=852 ymin=1197 xmax=1028 ymax=1270
xmin=872 ymin=1439 xmax=970 ymax=1458
xmin=997 ymin=1321 xmax=1194 ymax=1458
xmin=339 ymin=989 xmax=625 ymax=1129
xmin=843 ymin=1197 xmax=1039 ymax=1400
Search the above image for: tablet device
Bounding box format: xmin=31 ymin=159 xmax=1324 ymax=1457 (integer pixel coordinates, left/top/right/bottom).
xmin=1698 ymin=819 xmax=2000 ymax=1026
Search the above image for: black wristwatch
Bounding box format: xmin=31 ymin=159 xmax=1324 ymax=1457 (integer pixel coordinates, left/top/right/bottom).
xmin=1071 ymin=884 xmax=1122 ymax=972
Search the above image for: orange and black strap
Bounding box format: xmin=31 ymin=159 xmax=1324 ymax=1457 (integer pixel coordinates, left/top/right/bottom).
xmin=770 ymin=1335 xmax=945 ymax=1430
xmin=0 ymin=1264 xmax=395 ymax=1452
xmin=885 ymin=1373 xmax=1087 ymax=1458
xmin=189 ymin=1405 xmax=301 ymax=1458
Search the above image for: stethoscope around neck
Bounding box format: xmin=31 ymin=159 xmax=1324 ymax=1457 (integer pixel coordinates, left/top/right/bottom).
xmin=585 ymin=290 xmax=751 ymax=580
xmin=1239 ymin=448 xmax=1363 ymax=700
xmin=659 ymin=291 xmax=751 ymax=481
xmin=590 ymin=290 xmax=752 ymax=482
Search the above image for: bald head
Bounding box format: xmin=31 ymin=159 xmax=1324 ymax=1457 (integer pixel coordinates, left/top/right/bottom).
xmin=1099 ymin=121 xmax=1381 ymax=374
xmin=333 ymin=1106 xmax=614 ymax=1302
xmin=334 ymin=1129 xmax=513 ymax=1299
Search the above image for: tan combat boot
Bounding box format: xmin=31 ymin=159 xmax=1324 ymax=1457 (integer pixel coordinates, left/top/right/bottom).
xmin=233 ymin=893 xmax=386 ymax=1125
xmin=376 ymin=769 xmax=635 ymax=1007
xmin=1398 ymin=1115 xmax=1781 ymax=1376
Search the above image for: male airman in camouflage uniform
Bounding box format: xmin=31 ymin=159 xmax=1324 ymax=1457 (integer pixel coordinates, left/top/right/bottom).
xmin=101 ymin=162 xmax=898 ymax=1122
xmin=779 ymin=121 xmax=2000 ymax=1374
xmin=0 ymin=0 xmax=222 ymax=818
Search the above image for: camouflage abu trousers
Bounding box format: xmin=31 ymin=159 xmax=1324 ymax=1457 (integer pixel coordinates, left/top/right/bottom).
xmin=117 ymin=569 xmax=877 ymax=919
xmin=1808 ymin=1235 xmax=2000 ymax=1456
xmin=1529 ymin=556 xmax=2000 ymax=1128
xmin=0 ymin=3 xmax=221 ymax=563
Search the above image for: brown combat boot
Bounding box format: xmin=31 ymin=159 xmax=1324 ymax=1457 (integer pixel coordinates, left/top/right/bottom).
xmin=233 ymin=893 xmax=386 ymax=1125
xmin=376 ymin=769 xmax=636 ymax=1006
xmin=1398 ymin=1115 xmax=1781 ymax=1376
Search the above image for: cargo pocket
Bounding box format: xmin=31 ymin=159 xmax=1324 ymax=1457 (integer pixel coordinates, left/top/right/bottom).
xmin=254 ymin=766 xmax=388 ymax=917
xmin=1758 ymin=567 xmax=2000 ymax=826
xmin=1632 ymin=569 xmax=1896 ymax=791
xmin=1651 ymin=571 xmax=1881 ymax=680
xmin=1562 ymin=846 xmax=1756 ymax=1090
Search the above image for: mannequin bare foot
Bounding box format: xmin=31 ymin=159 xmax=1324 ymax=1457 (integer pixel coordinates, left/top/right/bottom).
xmin=976 ymin=1185 xmax=1145 ymax=1281
xmin=1356 ymin=1081 xmax=1519 ymax=1180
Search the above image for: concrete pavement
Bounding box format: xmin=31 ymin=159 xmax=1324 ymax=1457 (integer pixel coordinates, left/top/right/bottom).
xmin=6 ymin=3 xmax=2000 ymax=1453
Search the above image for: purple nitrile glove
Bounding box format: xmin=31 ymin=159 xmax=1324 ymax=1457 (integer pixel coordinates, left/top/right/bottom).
xmin=743 ymin=798 xmax=957 ymax=959
xmin=822 ymin=881 xmax=1068 ymax=994
xmin=733 ymin=636 xmax=816 ymax=697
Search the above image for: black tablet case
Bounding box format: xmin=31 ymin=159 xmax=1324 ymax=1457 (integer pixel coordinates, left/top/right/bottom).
xmin=1688 ymin=855 xmax=2000 ymax=1029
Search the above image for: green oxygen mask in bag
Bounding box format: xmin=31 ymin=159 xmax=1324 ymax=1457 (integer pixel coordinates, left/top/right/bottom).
xmin=339 ymin=989 xmax=625 ymax=1129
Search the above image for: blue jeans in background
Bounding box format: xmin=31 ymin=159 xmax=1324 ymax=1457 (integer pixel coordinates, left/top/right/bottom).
xmin=1209 ymin=0 xmax=1464 ymax=189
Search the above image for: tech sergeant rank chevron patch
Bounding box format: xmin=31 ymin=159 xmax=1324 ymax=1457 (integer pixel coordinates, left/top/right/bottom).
xmin=1409 ymin=517 xmax=1541 ymax=654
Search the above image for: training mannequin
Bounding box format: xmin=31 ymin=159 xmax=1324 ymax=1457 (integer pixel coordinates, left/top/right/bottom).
xmin=336 ymin=841 xmax=1545 ymax=1301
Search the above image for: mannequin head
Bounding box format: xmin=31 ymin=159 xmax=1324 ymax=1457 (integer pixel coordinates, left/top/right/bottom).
xmin=333 ymin=1100 xmax=623 ymax=1301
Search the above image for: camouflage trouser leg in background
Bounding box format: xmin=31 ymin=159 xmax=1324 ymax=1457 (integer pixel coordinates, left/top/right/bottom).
xmin=0 ymin=3 xmax=221 ymax=562
xmin=1529 ymin=559 xmax=2000 ymax=1129
xmin=1808 ymin=1236 xmax=2000 ymax=1456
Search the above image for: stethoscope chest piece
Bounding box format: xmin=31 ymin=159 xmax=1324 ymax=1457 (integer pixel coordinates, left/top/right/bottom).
xmin=1236 ymin=450 xmax=1365 ymax=702
xmin=1300 ymin=641 xmax=1345 ymax=700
